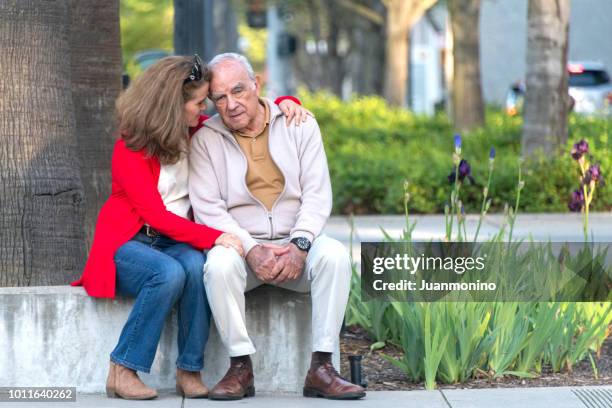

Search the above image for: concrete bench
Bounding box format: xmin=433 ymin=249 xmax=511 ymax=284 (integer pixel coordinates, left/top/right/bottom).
xmin=0 ymin=286 xmax=339 ymax=394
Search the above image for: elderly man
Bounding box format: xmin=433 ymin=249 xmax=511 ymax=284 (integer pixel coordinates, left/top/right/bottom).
xmin=188 ymin=53 xmax=365 ymax=401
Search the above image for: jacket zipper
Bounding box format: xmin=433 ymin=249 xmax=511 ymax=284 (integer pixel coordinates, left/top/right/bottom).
xmin=267 ymin=212 xmax=273 ymax=237
xmin=222 ymin=124 xmax=287 ymax=240
xmin=267 ymin=117 xmax=288 ymax=239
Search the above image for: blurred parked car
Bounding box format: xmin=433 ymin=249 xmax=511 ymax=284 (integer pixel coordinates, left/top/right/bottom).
xmin=133 ymin=49 xmax=171 ymax=71
xmin=505 ymin=61 xmax=612 ymax=116
xmin=567 ymin=61 xmax=612 ymax=115
xmin=123 ymin=49 xmax=172 ymax=88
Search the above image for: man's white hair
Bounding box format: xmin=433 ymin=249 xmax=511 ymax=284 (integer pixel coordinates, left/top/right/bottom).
xmin=208 ymin=53 xmax=256 ymax=81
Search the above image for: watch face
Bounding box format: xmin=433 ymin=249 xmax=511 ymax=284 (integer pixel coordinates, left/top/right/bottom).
xmin=293 ymin=237 xmax=311 ymax=251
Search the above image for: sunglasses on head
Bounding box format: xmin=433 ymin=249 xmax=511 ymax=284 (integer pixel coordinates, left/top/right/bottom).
xmin=184 ymin=54 xmax=203 ymax=84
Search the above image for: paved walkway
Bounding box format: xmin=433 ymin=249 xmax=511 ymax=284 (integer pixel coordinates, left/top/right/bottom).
xmin=322 ymin=212 xmax=612 ymax=261
xmin=8 ymin=386 xmax=610 ymax=408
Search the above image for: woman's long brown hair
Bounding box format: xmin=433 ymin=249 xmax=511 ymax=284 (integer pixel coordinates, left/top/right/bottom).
xmin=116 ymin=56 xmax=211 ymax=165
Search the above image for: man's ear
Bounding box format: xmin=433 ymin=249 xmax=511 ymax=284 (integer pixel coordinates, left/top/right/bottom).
xmin=254 ymin=75 xmax=262 ymax=95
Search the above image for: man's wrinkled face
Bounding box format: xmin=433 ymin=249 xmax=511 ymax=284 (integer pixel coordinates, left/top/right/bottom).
xmin=209 ymin=60 xmax=260 ymax=132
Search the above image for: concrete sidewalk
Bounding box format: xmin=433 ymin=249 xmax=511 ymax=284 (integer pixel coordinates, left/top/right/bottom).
xmin=6 ymin=386 xmax=610 ymax=408
xmin=324 ymin=212 xmax=612 ymax=243
xmin=322 ymin=212 xmax=612 ymax=261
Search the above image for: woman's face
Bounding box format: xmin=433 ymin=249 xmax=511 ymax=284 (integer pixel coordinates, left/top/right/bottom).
xmin=184 ymin=82 xmax=209 ymax=128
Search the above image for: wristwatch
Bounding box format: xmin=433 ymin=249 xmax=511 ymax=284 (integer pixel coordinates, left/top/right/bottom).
xmin=290 ymin=237 xmax=312 ymax=252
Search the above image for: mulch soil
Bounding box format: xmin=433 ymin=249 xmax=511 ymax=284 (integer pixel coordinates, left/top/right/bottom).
xmin=340 ymin=325 xmax=612 ymax=390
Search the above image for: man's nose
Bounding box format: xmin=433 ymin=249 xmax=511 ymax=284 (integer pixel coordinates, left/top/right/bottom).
xmin=226 ymin=94 xmax=239 ymax=111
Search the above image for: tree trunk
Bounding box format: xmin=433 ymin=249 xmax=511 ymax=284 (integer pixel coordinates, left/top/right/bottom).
xmin=213 ymin=0 xmax=239 ymax=54
xmin=69 ymin=0 xmax=122 ymax=251
xmin=306 ymin=0 xmax=325 ymax=92
xmin=522 ymin=0 xmax=571 ymax=157
xmin=174 ymin=0 xmax=238 ymax=60
xmin=384 ymin=5 xmax=411 ymax=106
xmin=337 ymin=0 xmax=386 ymax=96
xmin=0 ymin=0 xmax=86 ymax=286
xmin=448 ymin=0 xmax=484 ymax=132
xmin=382 ymin=0 xmax=437 ymax=107
xmin=174 ymin=0 xmax=209 ymax=57
xmin=290 ymin=0 xmax=352 ymax=97
xmin=325 ymin=2 xmax=345 ymax=96
xmin=348 ymin=15 xmax=386 ymax=96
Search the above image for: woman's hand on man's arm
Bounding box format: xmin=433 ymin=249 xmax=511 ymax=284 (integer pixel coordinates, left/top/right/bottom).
xmin=214 ymin=232 xmax=245 ymax=257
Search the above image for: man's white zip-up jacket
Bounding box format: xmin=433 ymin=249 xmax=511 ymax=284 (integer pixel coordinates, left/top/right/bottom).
xmin=188 ymin=98 xmax=332 ymax=254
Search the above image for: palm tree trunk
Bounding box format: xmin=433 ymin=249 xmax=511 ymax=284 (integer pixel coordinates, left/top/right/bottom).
xmin=0 ymin=0 xmax=86 ymax=286
xmin=69 ymin=0 xmax=122 ymax=251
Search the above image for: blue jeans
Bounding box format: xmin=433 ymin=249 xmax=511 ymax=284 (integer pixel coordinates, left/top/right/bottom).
xmin=110 ymin=232 xmax=211 ymax=373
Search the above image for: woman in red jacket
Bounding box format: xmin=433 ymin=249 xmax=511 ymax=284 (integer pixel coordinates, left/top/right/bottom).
xmin=71 ymin=55 xmax=307 ymax=400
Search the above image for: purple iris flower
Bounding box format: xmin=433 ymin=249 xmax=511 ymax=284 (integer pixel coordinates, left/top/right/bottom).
xmin=568 ymin=189 xmax=585 ymax=212
xmin=584 ymin=163 xmax=602 ymax=184
xmin=571 ymin=139 xmax=589 ymax=160
xmin=448 ymin=159 xmax=474 ymax=184
xmin=489 ymin=147 xmax=496 ymax=160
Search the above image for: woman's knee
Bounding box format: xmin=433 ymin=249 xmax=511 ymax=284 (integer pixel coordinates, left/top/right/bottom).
xmin=179 ymin=249 xmax=206 ymax=281
xmin=156 ymin=260 xmax=187 ymax=295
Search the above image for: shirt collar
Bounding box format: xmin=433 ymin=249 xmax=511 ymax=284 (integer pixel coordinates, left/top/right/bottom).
xmin=234 ymin=98 xmax=269 ymax=138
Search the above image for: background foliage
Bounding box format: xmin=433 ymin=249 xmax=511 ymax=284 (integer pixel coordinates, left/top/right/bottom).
xmin=120 ymin=0 xmax=173 ymax=77
xmin=300 ymin=91 xmax=612 ymax=215
xmin=116 ymin=2 xmax=611 ymax=215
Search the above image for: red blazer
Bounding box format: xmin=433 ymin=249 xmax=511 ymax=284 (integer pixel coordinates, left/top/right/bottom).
xmin=72 ymin=96 xmax=301 ymax=298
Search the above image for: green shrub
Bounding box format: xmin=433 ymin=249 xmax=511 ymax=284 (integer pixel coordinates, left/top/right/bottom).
xmin=301 ymin=91 xmax=612 ymax=214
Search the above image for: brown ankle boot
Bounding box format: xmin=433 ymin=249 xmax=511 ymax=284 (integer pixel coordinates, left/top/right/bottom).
xmin=208 ymin=356 xmax=255 ymax=400
xmin=105 ymin=362 xmax=116 ymax=398
xmin=106 ymin=362 xmax=158 ymax=400
xmin=176 ymin=368 xmax=209 ymax=398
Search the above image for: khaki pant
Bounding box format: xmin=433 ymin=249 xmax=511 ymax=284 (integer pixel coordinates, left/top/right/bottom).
xmin=203 ymin=235 xmax=351 ymax=357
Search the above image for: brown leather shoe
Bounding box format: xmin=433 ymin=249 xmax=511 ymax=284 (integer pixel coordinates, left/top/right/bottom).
xmin=303 ymin=361 xmax=366 ymax=400
xmin=208 ymin=357 xmax=255 ymax=400
xmin=106 ymin=362 xmax=158 ymax=400
xmin=176 ymin=368 xmax=209 ymax=398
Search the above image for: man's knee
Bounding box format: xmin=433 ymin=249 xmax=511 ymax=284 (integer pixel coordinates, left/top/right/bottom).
xmin=310 ymin=236 xmax=351 ymax=277
xmin=203 ymin=245 xmax=245 ymax=283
